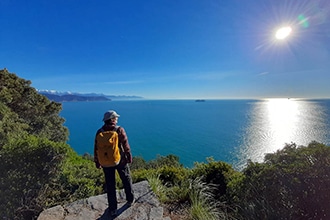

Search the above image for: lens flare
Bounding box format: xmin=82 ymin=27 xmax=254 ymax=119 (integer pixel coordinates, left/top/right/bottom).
xmin=298 ymin=14 xmax=309 ymax=28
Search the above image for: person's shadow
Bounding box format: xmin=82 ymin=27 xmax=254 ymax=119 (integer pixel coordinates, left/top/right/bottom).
xmin=97 ymin=202 xmax=131 ymax=220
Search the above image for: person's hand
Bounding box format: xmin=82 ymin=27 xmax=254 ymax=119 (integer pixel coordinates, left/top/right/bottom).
xmin=125 ymin=152 xmax=132 ymax=163
xmin=95 ymin=161 xmax=101 ymax=169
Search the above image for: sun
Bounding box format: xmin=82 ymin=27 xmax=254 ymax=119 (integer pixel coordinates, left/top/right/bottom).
xmin=275 ymin=26 xmax=292 ymax=40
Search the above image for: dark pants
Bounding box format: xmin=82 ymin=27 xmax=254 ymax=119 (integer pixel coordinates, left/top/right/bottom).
xmin=103 ymin=163 xmax=134 ymax=211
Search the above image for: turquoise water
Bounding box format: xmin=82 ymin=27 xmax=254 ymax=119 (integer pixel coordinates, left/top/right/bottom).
xmin=60 ymin=99 xmax=330 ymax=169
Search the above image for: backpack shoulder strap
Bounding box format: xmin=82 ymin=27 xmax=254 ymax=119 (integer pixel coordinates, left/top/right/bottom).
xmin=96 ymin=128 xmax=104 ymax=136
xmin=115 ymin=126 xmax=120 ymax=132
xmin=114 ymin=126 xmax=125 ymax=152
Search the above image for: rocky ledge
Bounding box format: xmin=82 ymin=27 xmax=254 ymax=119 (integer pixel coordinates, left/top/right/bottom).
xmin=37 ymin=181 xmax=171 ymax=220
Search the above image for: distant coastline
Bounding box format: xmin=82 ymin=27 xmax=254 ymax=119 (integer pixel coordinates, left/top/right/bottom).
xmin=41 ymin=93 xmax=111 ymax=102
xmin=38 ymin=90 xmax=143 ymax=102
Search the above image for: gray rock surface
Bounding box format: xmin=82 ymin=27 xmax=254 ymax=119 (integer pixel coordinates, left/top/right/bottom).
xmin=37 ymin=181 xmax=171 ymax=220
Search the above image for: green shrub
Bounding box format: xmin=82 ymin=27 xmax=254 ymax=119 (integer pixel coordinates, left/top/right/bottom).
xmin=237 ymin=142 xmax=330 ymax=219
xmin=0 ymin=135 xmax=104 ymax=219
xmin=190 ymin=158 xmax=238 ymax=200
xmin=130 ymin=156 xmax=148 ymax=170
xmin=0 ymin=102 xmax=29 ymax=147
xmin=131 ymin=154 xmax=185 ymax=184
xmin=0 ymin=69 xmax=68 ymax=143
xmin=146 ymin=154 xmax=182 ymax=169
xmin=156 ymin=165 xmax=189 ymax=186
xmin=0 ymin=135 xmax=69 ymax=219
xmin=51 ymin=148 xmax=104 ymax=204
xmin=132 ymin=168 xmax=156 ymax=183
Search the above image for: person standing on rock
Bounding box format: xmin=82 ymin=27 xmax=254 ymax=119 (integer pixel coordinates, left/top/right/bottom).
xmin=94 ymin=110 xmax=135 ymax=217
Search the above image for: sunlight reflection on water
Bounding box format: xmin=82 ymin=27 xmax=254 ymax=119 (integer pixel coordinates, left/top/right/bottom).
xmin=235 ymin=98 xmax=329 ymax=169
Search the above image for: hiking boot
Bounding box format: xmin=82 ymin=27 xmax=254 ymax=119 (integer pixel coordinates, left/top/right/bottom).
xmin=127 ymin=198 xmax=135 ymax=206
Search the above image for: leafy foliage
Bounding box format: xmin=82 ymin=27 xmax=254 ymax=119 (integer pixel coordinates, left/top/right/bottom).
xmin=0 ymin=102 xmax=29 ymax=147
xmin=146 ymin=154 xmax=182 ymax=169
xmin=131 ymin=154 xmax=182 ymax=170
xmin=0 ymin=69 xmax=68 ymax=143
xmin=130 ymin=156 xmax=148 ymax=170
xmin=143 ymin=143 xmax=330 ymax=220
xmin=190 ymin=158 xmax=239 ymax=201
xmin=0 ymin=69 xmax=89 ymax=219
xmin=0 ymin=135 xmax=69 ymax=219
xmin=44 ymin=149 xmax=104 ymax=205
xmin=235 ymin=142 xmax=330 ymax=219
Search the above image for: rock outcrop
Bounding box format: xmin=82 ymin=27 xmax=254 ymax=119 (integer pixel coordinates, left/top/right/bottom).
xmin=37 ymin=181 xmax=171 ymax=220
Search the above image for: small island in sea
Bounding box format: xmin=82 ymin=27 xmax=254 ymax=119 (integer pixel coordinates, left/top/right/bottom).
xmin=195 ymin=99 xmax=206 ymax=102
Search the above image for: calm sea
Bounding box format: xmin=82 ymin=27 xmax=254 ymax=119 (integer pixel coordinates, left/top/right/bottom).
xmin=60 ymin=99 xmax=330 ymax=170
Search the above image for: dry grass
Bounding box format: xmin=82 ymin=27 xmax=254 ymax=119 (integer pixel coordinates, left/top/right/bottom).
xmin=163 ymin=202 xmax=190 ymax=220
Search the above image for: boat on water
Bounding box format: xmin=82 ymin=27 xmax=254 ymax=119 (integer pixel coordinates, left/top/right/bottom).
xmin=195 ymin=99 xmax=205 ymax=102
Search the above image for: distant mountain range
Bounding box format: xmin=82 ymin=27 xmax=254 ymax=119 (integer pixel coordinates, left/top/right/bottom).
xmin=38 ymin=90 xmax=143 ymax=102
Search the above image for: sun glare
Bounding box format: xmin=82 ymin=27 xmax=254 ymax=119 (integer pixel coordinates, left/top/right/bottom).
xmin=275 ymin=26 xmax=292 ymax=40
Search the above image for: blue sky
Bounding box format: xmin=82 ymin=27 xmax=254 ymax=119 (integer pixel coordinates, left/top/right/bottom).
xmin=1 ymin=0 xmax=330 ymax=99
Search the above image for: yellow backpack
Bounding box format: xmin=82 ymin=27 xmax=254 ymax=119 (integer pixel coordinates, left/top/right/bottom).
xmin=95 ymin=128 xmax=121 ymax=167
